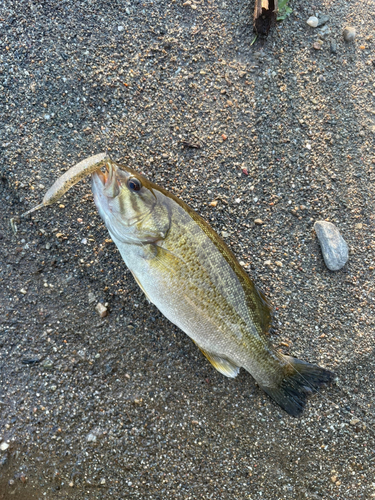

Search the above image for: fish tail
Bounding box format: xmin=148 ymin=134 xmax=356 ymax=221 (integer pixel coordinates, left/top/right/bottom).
xmin=259 ymin=355 xmax=334 ymax=417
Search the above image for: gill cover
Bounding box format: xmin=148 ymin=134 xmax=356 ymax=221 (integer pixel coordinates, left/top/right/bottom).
xmin=91 ymin=161 xmax=171 ymax=244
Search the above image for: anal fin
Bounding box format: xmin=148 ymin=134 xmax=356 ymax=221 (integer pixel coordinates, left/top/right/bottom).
xmin=196 ymin=344 xmax=240 ymax=378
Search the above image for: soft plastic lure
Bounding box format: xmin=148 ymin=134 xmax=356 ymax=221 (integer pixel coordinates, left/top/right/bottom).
xmin=11 ymin=152 xmax=108 ymax=233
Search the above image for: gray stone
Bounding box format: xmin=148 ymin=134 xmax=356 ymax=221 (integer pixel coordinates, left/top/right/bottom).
xmin=317 ymin=15 xmax=329 ymax=27
xmin=314 ymin=221 xmax=349 ymax=271
xmin=343 ymin=26 xmax=356 ymax=42
xmin=86 ymin=433 xmax=97 ymax=442
xmin=42 ymin=358 xmax=54 ymax=370
xmin=330 ymin=40 xmax=337 ymax=54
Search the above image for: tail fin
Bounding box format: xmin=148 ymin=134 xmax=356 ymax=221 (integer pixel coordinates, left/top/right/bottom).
xmin=260 ymin=356 xmax=334 ymax=417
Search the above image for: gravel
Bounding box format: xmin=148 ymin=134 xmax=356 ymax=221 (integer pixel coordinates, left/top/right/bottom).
xmin=1 ymin=0 xmax=374 ymax=499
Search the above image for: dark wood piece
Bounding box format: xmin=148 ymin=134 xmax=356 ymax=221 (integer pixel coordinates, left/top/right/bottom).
xmin=254 ymin=0 xmax=278 ymax=36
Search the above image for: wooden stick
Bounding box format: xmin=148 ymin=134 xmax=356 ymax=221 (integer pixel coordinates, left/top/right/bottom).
xmin=253 ymin=0 xmax=278 ymax=36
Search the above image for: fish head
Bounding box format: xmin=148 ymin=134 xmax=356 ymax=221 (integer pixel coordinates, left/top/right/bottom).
xmin=91 ymin=161 xmax=171 ymax=244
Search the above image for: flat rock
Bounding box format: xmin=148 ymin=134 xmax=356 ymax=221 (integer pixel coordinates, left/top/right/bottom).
xmin=314 ymin=221 xmax=349 ymax=271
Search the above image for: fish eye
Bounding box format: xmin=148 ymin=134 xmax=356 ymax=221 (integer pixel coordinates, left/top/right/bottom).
xmin=127 ymin=178 xmax=142 ymax=192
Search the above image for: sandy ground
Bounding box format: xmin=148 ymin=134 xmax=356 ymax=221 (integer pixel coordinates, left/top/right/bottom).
xmin=1 ymin=0 xmax=374 ymax=498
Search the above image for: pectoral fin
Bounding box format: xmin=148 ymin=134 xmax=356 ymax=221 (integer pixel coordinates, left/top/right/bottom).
xmin=195 ymin=343 xmax=240 ymax=378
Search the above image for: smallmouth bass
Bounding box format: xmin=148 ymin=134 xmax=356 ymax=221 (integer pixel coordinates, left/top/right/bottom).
xmin=92 ymin=160 xmax=333 ymax=416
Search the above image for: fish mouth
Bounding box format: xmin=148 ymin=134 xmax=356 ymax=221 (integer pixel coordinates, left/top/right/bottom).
xmin=92 ymin=160 xmax=120 ymax=199
xmin=91 ymin=160 xmax=120 ymax=226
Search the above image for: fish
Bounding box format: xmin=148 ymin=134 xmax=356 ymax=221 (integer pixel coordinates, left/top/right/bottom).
xmin=91 ymin=160 xmax=334 ymax=416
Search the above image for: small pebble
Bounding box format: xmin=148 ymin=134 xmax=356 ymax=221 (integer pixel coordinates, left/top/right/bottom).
xmin=42 ymin=358 xmax=54 ymax=369
xmin=350 ymin=418 xmax=360 ymax=426
xmin=343 ymin=26 xmax=356 ymax=42
xmin=355 ymin=223 xmax=363 ymax=229
xmin=330 ymin=40 xmax=337 ymax=54
xmin=318 ymin=25 xmax=331 ymax=37
xmin=254 ymin=51 xmax=264 ymax=60
xmin=313 ymin=40 xmax=324 ymax=50
xmin=77 ymin=349 xmax=86 ymax=359
xmin=314 ymin=221 xmax=349 ymax=271
xmin=95 ymin=303 xmax=108 ymax=318
xmin=316 ymin=15 xmax=330 ymax=27
xmin=264 ymin=260 xmax=272 ymax=266
xmin=88 ymin=292 xmax=96 ymax=304
xmin=254 ymin=219 xmax=263 ymax=225
xmin=275 ymin=261 xmax=283 ymax=267
xmin=20 ymin=288 xmax=27 ymax=294
xmin=117 ymin=25 xmax=124 ymax=32
xmin=209 ymin=200 xmax=218 ymax=207
xmin=0 ymin=443 xmax=9 ymax=451
xmin=306 ymin=16 xmax=319 ymax=28
xmin=86 ymin=433 xmax=97 ymax=442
